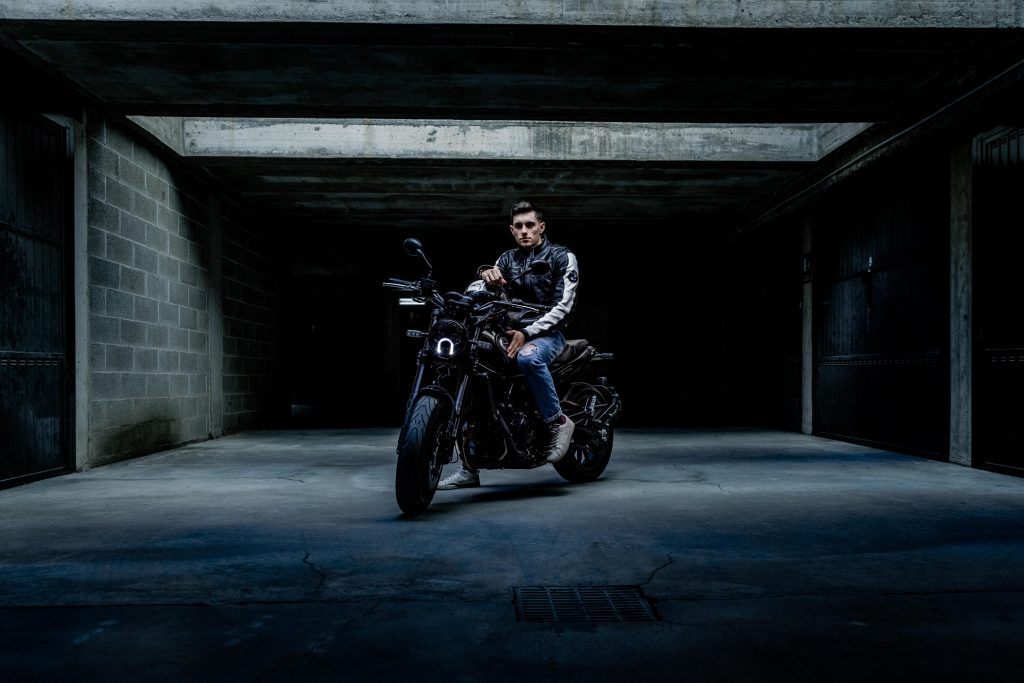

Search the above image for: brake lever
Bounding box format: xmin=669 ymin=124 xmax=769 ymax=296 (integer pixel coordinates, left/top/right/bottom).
xmin=382 ymin=281 xmax=418 ymax=292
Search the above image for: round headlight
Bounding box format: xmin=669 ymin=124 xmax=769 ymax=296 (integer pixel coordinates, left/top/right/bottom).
xmin=429 ymin=320 xmax=467 ymax=359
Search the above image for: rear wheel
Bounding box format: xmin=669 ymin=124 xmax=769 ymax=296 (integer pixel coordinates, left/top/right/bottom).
xmin=396 ymin=395 xmax=451 ymax=516
xmin=554 ymin=386 xmax=615 ymax=483
xmin=554 ymin=427 xmax=613 ymax=483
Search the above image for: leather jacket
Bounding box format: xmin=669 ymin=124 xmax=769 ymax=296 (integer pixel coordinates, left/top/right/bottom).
xmin=481 ymin=238 xmax=579 ymax=339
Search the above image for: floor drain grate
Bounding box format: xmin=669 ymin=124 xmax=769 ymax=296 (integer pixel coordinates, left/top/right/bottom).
xmin=514 ymin=586 xmax=657 ymax=623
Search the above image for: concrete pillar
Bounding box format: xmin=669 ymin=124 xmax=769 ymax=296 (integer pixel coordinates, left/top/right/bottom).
xmin=801 ymin=219 xmax=813 ymax=435
xmin=42 ymin=112 xmax=90 ymax=470
xmin=949 ymin=139 xmax=973 ymax=466
xmin=207 ymin=192 xmax=224 ymax=438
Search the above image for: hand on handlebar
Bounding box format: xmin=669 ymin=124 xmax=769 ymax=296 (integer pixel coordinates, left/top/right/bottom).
xmin=480 ymin=267 xmax=507 ymax=287
xmin=505 ymin=329 xmax=526 ymax=358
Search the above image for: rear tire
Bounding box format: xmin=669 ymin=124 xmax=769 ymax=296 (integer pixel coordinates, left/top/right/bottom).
xmin=554 ymin=427 xmax=614 ymax=483
xmin=555 ymin=385 xmax=615 ymax=483
xmin=396 ymin=395 xmax=451 ymax=516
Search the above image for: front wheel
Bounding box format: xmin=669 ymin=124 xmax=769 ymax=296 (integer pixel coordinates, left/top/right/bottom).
xmin=396 ymin=395 xmax=451 ymax=516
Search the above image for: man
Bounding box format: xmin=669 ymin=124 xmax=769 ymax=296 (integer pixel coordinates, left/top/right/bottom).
xmin=439 ymin=200 xmax=579 ymax=490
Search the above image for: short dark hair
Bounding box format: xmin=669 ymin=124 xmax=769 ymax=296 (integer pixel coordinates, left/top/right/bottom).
xmin=510 ymin=200 xmax=542 ymax=223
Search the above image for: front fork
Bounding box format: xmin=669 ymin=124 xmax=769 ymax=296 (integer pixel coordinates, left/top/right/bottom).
xmin=400 ymin=325 xmax=480 ymax=463
xmin=396 ymin=352 xmax=428 ymax=455
xmin=404 ymin=351 xmax=428 ymax=418
xmin=401 ymin=361 xmax=471 ymax=466
xmin=444 ymin=375 xmax=471 ymax=463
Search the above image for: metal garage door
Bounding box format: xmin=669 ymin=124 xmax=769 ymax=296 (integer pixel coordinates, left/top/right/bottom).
xmin=813 ymin=156 xmax=947 ymax=456
xmin=974 ymin=127 xmax=1024 ymax=474
xmin=0 ymin=112 xmax=72 ymax=487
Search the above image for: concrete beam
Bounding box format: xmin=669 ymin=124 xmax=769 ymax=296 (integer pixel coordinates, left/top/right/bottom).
xmin=818 ymin=123 xmax=874 ymax=158
xmin=1 ymin=1 xmax=1022 ymax=27
xmin=179 ymin=119 xmax=871 ymax=163
xmin=127 ymin=116 xmax=184 ymax=156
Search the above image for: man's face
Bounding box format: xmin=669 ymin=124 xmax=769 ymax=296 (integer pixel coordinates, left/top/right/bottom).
xmin=510 ymin=211 xmax=545 ymax=249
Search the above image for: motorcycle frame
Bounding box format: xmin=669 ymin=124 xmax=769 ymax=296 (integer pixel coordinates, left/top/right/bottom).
xmin=401 ymin=320 xmax=611 ymax=469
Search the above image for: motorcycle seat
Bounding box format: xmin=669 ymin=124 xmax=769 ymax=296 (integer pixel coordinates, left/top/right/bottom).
xmin=551 ymin=338 xmax=591 ymax=369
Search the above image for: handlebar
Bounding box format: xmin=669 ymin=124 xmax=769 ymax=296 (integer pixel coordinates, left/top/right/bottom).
xmin=492 ymin=299 xmax=551 ymax=313
xmin=383 ymin=277 xmax=447 ymax=310
xmin=383 ymin=277 xmax=551 ymax=315
xmin=382 ymin=278 xmax=421 ymax=293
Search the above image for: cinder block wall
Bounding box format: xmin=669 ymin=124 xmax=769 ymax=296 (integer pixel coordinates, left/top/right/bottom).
xmin=221 ymin=201 xmax=282 ymax=434
xmin=85 ymin=117 xmax=281 ymax=467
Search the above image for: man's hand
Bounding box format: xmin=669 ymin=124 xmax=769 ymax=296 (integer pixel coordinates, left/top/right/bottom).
xmin=506 ymin=330 xmax=526 ymax=358
xmin=481 ymin=267 xmax=506 ymax=287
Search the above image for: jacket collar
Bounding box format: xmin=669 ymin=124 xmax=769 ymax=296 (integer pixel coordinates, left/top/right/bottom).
xmin=515 ymin=237 xmax=549 ymax=259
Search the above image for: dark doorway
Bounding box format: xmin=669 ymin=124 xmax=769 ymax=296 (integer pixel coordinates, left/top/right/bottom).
xmin=974 ymin=127 xmax=1024 ymax=474
xmin=0 ymin=112 xmax=73 ymax=487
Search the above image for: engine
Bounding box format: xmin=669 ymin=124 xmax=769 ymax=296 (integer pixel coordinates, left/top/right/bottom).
xmin=459 ymin=402 xmax=546 ymax=468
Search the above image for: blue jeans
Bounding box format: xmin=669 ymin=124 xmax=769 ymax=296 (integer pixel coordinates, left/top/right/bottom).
xmin=516 ymin=331 xmax=565 ymax=424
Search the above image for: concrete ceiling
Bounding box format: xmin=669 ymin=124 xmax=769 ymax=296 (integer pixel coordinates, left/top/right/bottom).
xmin=2 ymin=21 xmax=1014 ymax=121
xmin=2 ymin=3 xmax=1023 ymax=276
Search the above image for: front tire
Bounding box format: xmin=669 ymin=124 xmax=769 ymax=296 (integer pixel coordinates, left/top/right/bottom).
xmin=396 ymin=395 xmax=451 ymax=516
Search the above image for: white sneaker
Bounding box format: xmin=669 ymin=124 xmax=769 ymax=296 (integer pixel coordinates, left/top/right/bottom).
xmin=437 ymin=466 xmax=480 ymax=490
xmin=545 ymin=415 xmax=575 ymax=463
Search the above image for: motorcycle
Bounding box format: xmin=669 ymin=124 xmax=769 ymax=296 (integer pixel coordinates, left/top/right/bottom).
xmin=384 ymin=238 xmax=622 ymax=516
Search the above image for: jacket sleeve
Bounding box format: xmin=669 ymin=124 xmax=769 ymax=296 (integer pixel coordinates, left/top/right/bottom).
xmin=490 ymin=251 xmax=512 ymax=279
xmin=523 ymin=249 xmax=579 ymax=338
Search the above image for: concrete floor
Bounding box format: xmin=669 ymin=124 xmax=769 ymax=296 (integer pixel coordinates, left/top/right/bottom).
xmin=2 ymin=428 xmax=1024 ymax=682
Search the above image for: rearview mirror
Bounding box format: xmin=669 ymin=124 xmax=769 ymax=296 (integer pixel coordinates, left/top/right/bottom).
xmin=528 ymin=260 xmax=550 ymax=276
xmin=403 ymin=237 xmax=424 ymax=256
xmin=402 ymin=237 xmax=433 ymax=277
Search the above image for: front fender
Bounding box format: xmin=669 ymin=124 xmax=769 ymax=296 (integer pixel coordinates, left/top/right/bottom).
xmin=415 ymin=384 xmax=455 ymax=411
xmin=397 ymin=385 xmax=456 ymax=455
